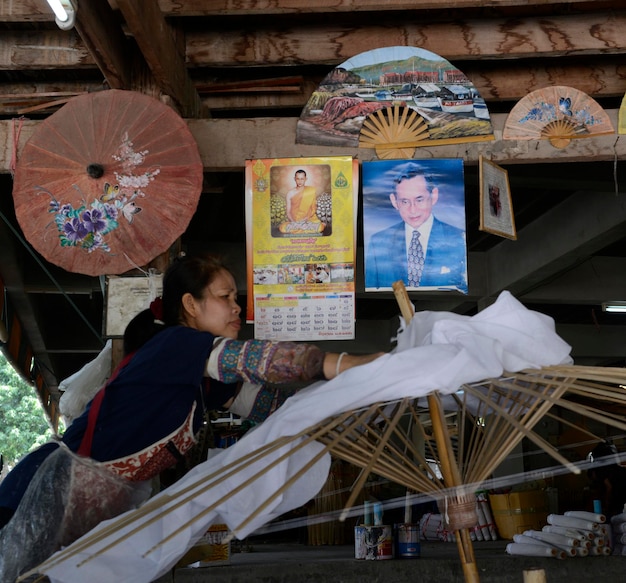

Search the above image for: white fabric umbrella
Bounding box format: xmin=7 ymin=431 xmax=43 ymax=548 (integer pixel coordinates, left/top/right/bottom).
xmin=26 ymin=291 xmax=575 ymax=582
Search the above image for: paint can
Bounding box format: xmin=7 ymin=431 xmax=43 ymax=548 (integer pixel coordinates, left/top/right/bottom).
xmin=354 ymin=525 xmax=394 ymax=560
xmin=394 ymin=523 xmax=420 ymax=558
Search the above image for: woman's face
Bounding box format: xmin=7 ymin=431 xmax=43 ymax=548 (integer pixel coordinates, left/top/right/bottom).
xmin=182 ymin=269 xmax=242 ymax=338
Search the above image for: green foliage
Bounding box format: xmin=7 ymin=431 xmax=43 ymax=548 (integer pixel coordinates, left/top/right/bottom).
xmin=0 ymin=351 xmax=53 ymax=468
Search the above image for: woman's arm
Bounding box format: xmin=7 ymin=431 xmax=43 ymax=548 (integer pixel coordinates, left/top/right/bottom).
xmin=207 ymin=338 xmax=383 ymax=385
xmin=322 ymin=351 xmax=385 ymax=379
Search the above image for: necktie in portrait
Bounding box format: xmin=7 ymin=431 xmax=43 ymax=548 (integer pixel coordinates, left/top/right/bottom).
xmin=407 ymin=229 xmax=424 ymax=287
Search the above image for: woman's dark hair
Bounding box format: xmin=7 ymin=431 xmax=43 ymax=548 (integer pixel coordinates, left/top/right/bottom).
xmin=161 ymin=252 xmax=234 ymax=326
xmin=123 ymin=309 xmax=164 ymax=355
xmin=121 ymin=253 xmax=234 ymax=355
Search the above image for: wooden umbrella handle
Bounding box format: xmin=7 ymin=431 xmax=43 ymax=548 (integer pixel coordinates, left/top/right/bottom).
xmin=392 ymin=280 xmax=415 ymax=323
xmin=391 ymin=279 xmax=480 ymax=583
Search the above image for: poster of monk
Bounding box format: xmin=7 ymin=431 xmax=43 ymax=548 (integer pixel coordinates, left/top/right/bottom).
xmin=270 ymin=164 xmax=333 ymax=237
xmin=244 ymin=156 xmax=357 ymax=339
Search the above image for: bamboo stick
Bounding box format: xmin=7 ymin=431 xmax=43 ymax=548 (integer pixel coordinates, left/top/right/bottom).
xmin=392 ymin=280 xmax=480 ymax=583
xmin=338 ymin=399 xmax=410 ymax=522
xmin=136 ymin=408 xmax=378 ymax=556
xmin=523 ymin=568 xmax=547 ymax=583
xmin=19 ymin=435 xmax=296 ymax=578
xmin=150 ymin=405 xmax=389 ymax=553
xmin=322 ymin=423 xmax=442 ymax=495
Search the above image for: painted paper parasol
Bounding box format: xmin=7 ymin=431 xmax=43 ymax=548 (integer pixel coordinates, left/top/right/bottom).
xmin=12 ymin=90 xmax=203 ymax=276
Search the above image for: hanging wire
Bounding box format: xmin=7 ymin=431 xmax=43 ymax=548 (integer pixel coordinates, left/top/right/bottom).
xmin=0 ymin=208 xmax=104 ymax=347
xmin=254 ymin=435 xmax=626 ymax=536
xmin=613 ymin=136 xmax=621 ymax=196
xmin=0 ymin=285 xmax=8 ymax=343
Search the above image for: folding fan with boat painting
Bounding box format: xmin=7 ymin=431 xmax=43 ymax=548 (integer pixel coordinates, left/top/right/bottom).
xmin=503 ymin=85 xmax=614 ymax=149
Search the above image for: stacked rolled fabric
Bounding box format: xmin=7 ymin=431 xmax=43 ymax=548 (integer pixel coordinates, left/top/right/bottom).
xmin=506 ymin=510 xmax=611 ymax=558
xmin=470 ymin=492 xmax=498 ymax=542
xmin=419 ymin=513 xmax=456 ymax=542
xmin=419 ymin=494 xmax=500 ymax=543
xmin=609 ymin=511 xmax=626 ymax=555
xmin=470 ymin=492 xmax=498 ymax=541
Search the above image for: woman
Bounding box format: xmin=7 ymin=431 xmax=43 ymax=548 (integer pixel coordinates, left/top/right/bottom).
xmin=0 ymin=252 xmax=382 ymax=581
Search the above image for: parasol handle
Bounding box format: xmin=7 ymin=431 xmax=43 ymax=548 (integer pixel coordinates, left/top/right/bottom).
xmin=392 ymin=280 xmax=480 ymax=583
xmin=392 ymin=280 xmax=415 ymax=323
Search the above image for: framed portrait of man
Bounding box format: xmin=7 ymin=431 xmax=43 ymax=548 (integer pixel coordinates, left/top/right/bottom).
xmin=363 ymin=159 xmax=468 ymax=294
xmin=478 ymin=155 xmax=517 ymax=240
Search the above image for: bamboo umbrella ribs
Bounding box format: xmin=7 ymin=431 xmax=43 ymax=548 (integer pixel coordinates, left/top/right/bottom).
xmin=22 ymin=286 xmax=626 ymax=583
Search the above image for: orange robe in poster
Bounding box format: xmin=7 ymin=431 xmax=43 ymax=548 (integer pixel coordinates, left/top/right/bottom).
xmin=280 ymin=186 xmax=324 ymax=234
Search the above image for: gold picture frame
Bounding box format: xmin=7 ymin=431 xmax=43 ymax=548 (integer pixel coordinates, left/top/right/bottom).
xmin=479 ymin=155 xmax=517 ymax=240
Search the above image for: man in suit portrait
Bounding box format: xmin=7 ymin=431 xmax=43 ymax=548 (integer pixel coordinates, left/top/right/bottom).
xmin=364 ymin=161 xmax=468 ymax=293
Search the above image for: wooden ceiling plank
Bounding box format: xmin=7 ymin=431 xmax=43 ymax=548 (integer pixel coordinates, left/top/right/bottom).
xmin=154 ymin=0 xmax=602 ymax=17
xmin=4 ymin=14 xmax=624 ymax=87
xmin=5 ymin=0 xmax=602 ymax=21
xmin=185 ymin=11 xmax=626 ymax=66
xmin=115 ymin=0 xmax=205 ymax=117
xmin=0 ymin=0 xmax=54 ymax=21
xmin=197 ymin=76 xmax=305 ymax=92
xmin=198 ymin=61 xmax=626 ymax=110
xmin=462 ymin=60 xmax=626 ymax=101
xmin=0 ymin=30 xmax=94 ymax=70
xmin=1 ymin=59 xmax=623 ymax=114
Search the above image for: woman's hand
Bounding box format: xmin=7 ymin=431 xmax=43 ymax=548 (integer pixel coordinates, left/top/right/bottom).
xmin=323 ymin=351 xmax=385 ymax=380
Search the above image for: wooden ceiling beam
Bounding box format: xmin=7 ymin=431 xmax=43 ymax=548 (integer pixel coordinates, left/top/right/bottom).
xmin=1 ymin=110 xmax=625 ymax=174
xmin=115 ymin=0 xmax=205 ymax=117
xmin=74 ymin=0 xmax=132 ymax=89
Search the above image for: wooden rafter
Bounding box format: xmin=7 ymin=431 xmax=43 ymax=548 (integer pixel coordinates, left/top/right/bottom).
xmin=116 ymin=0 xmax=205 ymax=118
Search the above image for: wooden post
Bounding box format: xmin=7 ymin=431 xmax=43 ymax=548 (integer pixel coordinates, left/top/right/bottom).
xmin=392 ymin=280 xmax=480 ymax=583
xmin=111 ymin=338 xmax=125 ymax=373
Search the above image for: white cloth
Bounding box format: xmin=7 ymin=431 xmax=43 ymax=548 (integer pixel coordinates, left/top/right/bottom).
xmin=37 ymin=290 xmax=572 ymax=583
xmin=59 ymin=340 xmax=112 ymax=425
xmin=228 ymin=382 xmax=263 ymax=418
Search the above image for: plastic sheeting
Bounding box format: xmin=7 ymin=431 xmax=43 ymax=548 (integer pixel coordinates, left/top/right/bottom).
xmin=0 ymin=446 xmax=151 ymax=582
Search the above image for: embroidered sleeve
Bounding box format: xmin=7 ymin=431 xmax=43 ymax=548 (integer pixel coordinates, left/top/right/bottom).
xmin=209 ymin=338 xmax=325 ymax=385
